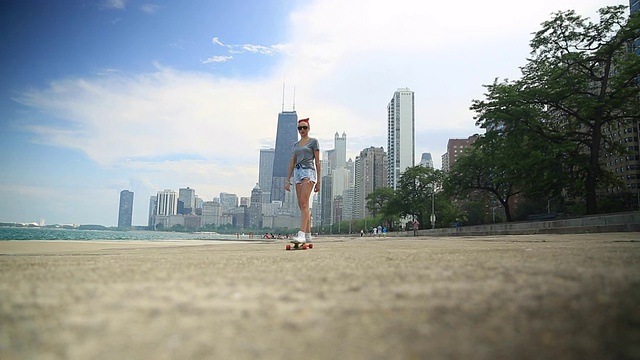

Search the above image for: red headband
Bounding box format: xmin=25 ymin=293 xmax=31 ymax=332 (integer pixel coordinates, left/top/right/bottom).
xmin=298 ymin=118 xmax=310 ymax=124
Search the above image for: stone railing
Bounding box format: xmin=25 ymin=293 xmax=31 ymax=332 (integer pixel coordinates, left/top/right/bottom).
xmin=394 ymin=211 xmax=640 ymax=237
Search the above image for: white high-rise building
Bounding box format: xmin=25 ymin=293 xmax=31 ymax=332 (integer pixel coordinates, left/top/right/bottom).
xmin=156 ymin=189 xmax=178 ymax=216
xmin=387 ymin=88 xmax=415 ymax=190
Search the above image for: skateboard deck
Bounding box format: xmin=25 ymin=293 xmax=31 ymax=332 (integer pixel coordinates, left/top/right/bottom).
xmin=286 ymin=241 xmax=314 ymax=250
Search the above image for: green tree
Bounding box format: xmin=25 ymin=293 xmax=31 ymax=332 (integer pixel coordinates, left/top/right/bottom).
xmin=445 ymin=133 xmax=524 ymax=222
xmin=365 ymin=187 xmax=398 ymax=228
xmin=395 ymin=166 xmax=443 ymax=228
xmin=471 ymin=6 xmax=640 ymax=214
xmin=433 ymin=192 xmax=466 ymax=227
xmin=365 ymin=187 xmax=394 ymax=216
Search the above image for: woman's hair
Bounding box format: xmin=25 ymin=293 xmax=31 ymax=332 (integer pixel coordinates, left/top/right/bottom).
xmin=298 ymin=118 xmax=310 ymax=125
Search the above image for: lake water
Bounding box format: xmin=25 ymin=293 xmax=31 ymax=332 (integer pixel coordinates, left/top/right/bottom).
xmin=0 ymin=227 xmax=246 ymax=242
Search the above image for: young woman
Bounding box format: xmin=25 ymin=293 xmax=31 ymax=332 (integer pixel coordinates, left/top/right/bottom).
xmin=285 ymin=118 xmax=321 ymax=244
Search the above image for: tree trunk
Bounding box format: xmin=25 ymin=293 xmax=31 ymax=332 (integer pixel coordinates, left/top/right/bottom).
xmin=586 ymin=53 xmax=611 ymax=215
xmin=500 ymin=197 xmax=513 ymax=222
xmin=586 ymin=132 xmax=600 ymax=215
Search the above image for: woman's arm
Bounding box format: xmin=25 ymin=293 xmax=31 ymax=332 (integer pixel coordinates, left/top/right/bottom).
xmin=284 ymin=155 xmax=296 ymax=192
xmin=314 ymin=149 xmax=321 ymax=192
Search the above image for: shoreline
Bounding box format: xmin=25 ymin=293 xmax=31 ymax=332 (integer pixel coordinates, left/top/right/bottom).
xmin=0 ymin=239 xmax=261 ymax=255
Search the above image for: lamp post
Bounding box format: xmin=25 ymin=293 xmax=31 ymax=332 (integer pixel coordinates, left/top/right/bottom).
xmin=430 ymin=183 xmax=436 ymax=229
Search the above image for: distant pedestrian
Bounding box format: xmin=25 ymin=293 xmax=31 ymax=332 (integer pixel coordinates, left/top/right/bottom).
xmin=377 ymin=225 xmax=382 ymax=237
xmin=412 ymin=219 xmax=420 ymax=236
xmin=382 ymin=227 xmax=387 ymax=237
xmin=360 ymin=229 xmax=364 ymax=237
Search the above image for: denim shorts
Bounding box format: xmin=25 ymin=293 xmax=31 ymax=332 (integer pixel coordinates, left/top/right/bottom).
xmin=294 ymin=167 xmax=317 ymax=184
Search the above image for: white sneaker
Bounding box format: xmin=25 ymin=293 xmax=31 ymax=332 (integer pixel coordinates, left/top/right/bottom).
xmin=305 ymin=233 xmax=312 ymax=243
xmin=292 ymin=231 xmax=306 ymax=244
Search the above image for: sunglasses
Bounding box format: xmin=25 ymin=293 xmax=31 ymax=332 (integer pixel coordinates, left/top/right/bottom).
xmin=297 ymin=126 xmax=309 ymax=131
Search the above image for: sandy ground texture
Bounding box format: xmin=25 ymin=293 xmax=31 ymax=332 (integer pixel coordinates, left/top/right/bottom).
xmin=1 ymin=233 xmax=639 ymax=360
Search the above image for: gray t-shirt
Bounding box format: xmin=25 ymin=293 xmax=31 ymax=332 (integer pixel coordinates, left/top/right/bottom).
xmin=293 ymin=138 xmax=319 ymax=170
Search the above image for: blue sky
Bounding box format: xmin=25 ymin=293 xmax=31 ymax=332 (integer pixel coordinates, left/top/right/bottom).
xmin=0 ymin=0 xmax=625 ymax=226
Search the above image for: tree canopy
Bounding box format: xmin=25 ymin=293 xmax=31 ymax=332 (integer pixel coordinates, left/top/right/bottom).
xmin=470 ymin=5 xmax=640 ymax=214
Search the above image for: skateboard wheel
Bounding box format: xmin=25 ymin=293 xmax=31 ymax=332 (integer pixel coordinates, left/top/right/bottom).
xmin=308 ymin=243 xmax=314 ymax=249
xmin=302 ymin=244 xmax=308 ymax=250
xmin=286 ymin=244 xmax=291 ymax=250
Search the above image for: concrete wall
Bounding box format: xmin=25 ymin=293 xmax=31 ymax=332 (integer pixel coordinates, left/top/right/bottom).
xmin=393 ymin=211 xmax=640 ymax=237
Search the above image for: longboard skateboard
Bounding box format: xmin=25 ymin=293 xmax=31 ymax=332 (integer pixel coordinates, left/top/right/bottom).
xmin=286 ymin=241 xmax=314 ymax=250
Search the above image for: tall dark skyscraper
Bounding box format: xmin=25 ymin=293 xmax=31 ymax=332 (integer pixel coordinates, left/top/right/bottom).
xmin=270 ymin=110 xmax=298 ymax=203
xmin=118 ymin=190 xmax=134 ymax=228
xmin=259 ymin=148 xmax=275 ymax=204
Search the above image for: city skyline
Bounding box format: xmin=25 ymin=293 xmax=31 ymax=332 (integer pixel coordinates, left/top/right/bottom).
xmin=0 ymin=0 xmax=624 ymax=226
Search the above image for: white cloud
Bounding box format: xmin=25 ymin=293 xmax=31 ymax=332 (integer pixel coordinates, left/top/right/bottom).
xmin=211 ymin=37 xmax=286 ymax=57
xmin=274 ymin=0 xmax=623 ymax=166
xmin=17 ymin=64 xmax=283 ymax=163
xmin=140 ymin=3 xmax=161 ymax=14
xmin=13 ymin=0 xmax=624 ymax=209
xmin=102 ymin=0 xmax=126 ymax=10
xmin=14 ymin=64 xmax=286 ymax=200
xmin=203 ymin=55 xmax=233 ymax=63
xmin=212 ymin=37 xmax=225 ymax=47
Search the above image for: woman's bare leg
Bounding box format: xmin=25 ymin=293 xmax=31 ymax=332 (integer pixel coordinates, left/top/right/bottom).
xmin=296 ymin=179 xmax=314 ymax=233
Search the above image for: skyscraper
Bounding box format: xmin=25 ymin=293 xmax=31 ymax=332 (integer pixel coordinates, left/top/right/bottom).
xmin=320 ymin=174 xmax=333 ymax=227
xmin=248 ymin=183 xmax=263 ymax=229
xmin=387 ymin=88 xmax=415 ymax=189
xmin=419 ymin=153 xmax=434 ymax=169
xmin=271 ymin=111 xmax=298 ymax=203
xmin=240 ymin=197 xmax=250 ymax=207
xmin=202 ymin=201 xmax=222 ymax=227
xmin=604 ymin=2 xmax=640 ymax=202
xmin=328 ymin=167 xmax=351 ymax=226
xmin=117 ymin=190 xmax=134 ymax=229
xmin=354 ymin=147 xmax=387 ymax=219
xmin=178 ymin=187 xmax=196 ymax=215
xmin=148 ymin=195 xmax=156 ymax=228
xmin=443 ymin=136 xmax=477 ymax=172
xmin=156 ymin=190 xmax=178 ymax=216
xmin=346 ymin=158 xmax=355 ymax=188
xmin=259 ymin=148 xmax=275 ymax=204
xmin=632 ymin=1 xmax=640 ymax=54
xmin=219 ymin=192 xmax=239 ymax=212
xmin=334 ymin=132 xmax=347 ymax=170
xmin=326 ymin=149 xmax=336 ymax=173
xmin=441 ymin=153 xmax=450 ymax=173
